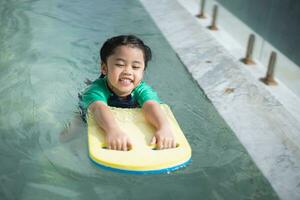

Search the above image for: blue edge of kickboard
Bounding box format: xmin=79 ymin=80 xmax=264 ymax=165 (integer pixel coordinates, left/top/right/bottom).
xmin=88 ymin=155 xmax=192 ymax=174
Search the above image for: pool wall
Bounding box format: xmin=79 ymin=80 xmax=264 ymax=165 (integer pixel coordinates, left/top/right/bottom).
xmin=178 ymin=0 xmax=300 ymax=99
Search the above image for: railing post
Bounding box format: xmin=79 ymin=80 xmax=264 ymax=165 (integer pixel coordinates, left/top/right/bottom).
xmin=260 ymin=51 xmax=278 ymax=85
xmin=196 ymin=0 xmax=206 ymax=18
xmin=241 ymin=34 xmax=255 ymax=65
xmin=208 ymin=5 xmax=218 ymax=31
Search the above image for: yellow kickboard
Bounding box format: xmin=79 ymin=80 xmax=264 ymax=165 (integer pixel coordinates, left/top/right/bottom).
xmin=87 ymin=104 xmax=192 ymax=174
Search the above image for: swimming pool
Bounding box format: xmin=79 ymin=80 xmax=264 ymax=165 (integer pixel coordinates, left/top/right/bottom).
xmin=0 ymin=0 xmax=278 ymax=199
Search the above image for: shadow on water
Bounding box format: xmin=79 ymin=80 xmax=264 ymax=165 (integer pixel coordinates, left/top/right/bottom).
xmin=0 ymin=0 xmax=279 ymax=199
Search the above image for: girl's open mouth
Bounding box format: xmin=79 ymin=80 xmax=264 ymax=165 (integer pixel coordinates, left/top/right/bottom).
xmin=119 ymin=78 xmax=133 ymax=86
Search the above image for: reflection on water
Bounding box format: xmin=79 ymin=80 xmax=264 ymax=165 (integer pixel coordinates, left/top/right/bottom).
xmin=0 ymin=0 xmax=278 ymax=199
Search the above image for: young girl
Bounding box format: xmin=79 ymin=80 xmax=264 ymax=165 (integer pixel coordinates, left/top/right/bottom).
xmin=80 ymin=35 xmax=176 ymax=151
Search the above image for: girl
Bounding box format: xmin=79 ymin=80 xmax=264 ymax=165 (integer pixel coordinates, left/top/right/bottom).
xmin=81 ymin=35 xmax=176 ymax=151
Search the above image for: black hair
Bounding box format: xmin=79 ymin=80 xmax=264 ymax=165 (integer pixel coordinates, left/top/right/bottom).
xmin=100 ymin=35 xmax=152 ymax=68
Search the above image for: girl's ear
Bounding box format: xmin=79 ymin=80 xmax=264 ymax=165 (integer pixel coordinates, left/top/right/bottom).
xmin=101 ymin=62 xmax=108 ymax=75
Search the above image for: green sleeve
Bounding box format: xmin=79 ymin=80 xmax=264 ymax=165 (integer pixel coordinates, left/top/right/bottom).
xmin=133 ymin=81 xmax=161 ymax=107
xmin=81 ymin=79 xmax=110 ymax=110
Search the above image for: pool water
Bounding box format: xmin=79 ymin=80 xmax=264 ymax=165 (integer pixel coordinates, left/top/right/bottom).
xmin=0 ymin=0 xmax=278 ymax=199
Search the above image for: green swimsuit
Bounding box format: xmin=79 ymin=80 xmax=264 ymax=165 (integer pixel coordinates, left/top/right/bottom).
xmin=79 ymin=77 xmax=161 ymax=116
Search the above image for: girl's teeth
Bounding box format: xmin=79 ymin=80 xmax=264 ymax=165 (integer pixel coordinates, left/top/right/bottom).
xmin=120 ymin=79 xmax=131 ymax=84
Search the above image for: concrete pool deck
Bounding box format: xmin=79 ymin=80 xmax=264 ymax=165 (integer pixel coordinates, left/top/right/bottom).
xmin=140 ymin=0 xmax=300 ymax=199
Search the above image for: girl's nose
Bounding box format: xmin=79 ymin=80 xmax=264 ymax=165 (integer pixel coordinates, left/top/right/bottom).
xmin=123 ymin=67 xmax=132 ymax=75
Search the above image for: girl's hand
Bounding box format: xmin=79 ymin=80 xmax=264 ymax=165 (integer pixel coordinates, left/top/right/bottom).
xmin=150 ymin=125 xmax=176 ymax=150
xmin=106 ymin=128 xmax=132 ymax=151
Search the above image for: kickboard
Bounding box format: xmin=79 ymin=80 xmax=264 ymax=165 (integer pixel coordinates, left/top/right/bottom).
xmin=87 ymin=104 xmax=192 ymax=174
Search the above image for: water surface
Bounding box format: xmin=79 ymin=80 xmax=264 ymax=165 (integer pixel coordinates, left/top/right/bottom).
xmin=0 ymin=0 xmax=278 ymax=199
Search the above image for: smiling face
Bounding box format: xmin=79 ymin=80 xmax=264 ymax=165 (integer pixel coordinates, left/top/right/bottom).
xmin=102 ymin=45 xmax=145 ymax=97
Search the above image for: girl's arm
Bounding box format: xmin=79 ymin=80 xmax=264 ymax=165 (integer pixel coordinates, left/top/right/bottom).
xmin=142 ymin=100 xmax=176 ymax=149
xmin=89 ymin=101 xmax=132 ymax=151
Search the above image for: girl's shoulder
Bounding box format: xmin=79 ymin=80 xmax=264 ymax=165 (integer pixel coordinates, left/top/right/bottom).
xmin=134 ymin=81 xmax=154 ymax=92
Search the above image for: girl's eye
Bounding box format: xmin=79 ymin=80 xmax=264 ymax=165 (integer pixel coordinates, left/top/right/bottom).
xmin=133 ymin=66 xmax=140 ymax=69
xmin=116 ymin=64 xmax=124 ymax=67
